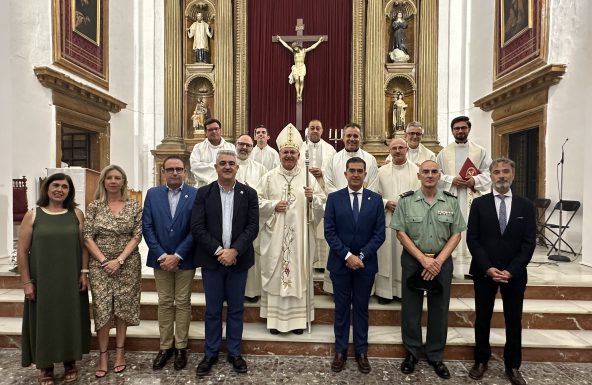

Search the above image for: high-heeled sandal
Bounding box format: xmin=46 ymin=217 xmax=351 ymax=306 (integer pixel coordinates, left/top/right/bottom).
xmin=113 ymin=346 xmax=127 ymax=373
xmin=95 ymin=350 xmax=108 ymax=378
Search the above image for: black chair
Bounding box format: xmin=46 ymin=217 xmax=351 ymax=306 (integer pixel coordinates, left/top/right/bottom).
xmin=533 ymin=198 xmax=551 ymax=247
xmin=542 ymin=200 xmax=581 ymax=256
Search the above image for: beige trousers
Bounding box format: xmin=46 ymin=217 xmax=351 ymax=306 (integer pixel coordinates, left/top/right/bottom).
xmin=154 ymin=268 xmax=196 ymax=349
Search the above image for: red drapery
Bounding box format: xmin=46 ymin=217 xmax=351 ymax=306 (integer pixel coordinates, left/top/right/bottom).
xmin=248 ymin=0 xmax=352 ymax=150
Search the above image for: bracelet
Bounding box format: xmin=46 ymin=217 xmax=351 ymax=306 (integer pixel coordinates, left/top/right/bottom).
xmin=22 ymin=280 xmax=32 ymax=286
xmin=81 ymin=269 xmax=90 ymax=273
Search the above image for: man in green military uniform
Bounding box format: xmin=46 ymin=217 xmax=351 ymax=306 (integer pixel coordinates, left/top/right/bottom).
xmin=390 ymin=160 xmax=466 ymax=379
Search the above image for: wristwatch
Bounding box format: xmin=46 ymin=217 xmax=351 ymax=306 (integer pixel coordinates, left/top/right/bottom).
xmin=117 ymin=257 xmax=124 ymax=265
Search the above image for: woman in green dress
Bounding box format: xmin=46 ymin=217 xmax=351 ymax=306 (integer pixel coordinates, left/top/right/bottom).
xmin=84 ymin=165 xmax=142 ymax=378
xmin=17 ymin=173 xmax=91 ymax=385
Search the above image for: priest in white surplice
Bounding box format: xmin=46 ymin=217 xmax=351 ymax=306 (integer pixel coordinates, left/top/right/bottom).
xmin=325 ymin=123 xmax=379 ymax=194
xmin=384 ymin=122 xmax=436 ymax=166
xmin=235 ymin=134 xmax=269 ymax=302
xmin=251 ymin=125 xmax=280 ymax=171
xmin=189 ymin=118 xmax=236 ymax=187
xmin=324 ymin=123 xmax=378 ymax=293
xmin=257 ymin=124 xmax=325 ymax=334
xmin=436 ymin=116 xmax=492 ymax=257
xmin=299 ymin=119 xmax=336 ymax=270
xmin=375 ymin=138 xmax=420 ymax=303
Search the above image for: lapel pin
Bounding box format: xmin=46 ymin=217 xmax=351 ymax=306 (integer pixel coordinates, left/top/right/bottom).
xmin=184 ymin=195 xmax=188 ymax=198
xmin=240 ymin=190 xmax=244 ymax=195
xmin=367 ymin=196 xmax=371 ymax=200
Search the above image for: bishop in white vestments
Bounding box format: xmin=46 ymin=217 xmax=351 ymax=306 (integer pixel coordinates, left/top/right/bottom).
xmin=257 ymin=124 xmax=325 ymax=334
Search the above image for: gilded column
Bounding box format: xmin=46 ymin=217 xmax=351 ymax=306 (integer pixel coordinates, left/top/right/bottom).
xmin=234 ymin=0 xmax=248 ymax=136
xmin=417 ymin=0 xmax=439 ymax=148
xmin=351 ymin=0 xmax=365 ymax=125
xmin=215 ymin=0 xmax=234 ymax=140
xmin=158 ymin=0 xmax=184 ymax=148
xmin=363 ymin=0 xmax=384 ymax=144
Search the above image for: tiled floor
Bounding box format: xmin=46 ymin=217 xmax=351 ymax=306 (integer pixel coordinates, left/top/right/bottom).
xmin=2 ymin=349 xmax=592 ymax=385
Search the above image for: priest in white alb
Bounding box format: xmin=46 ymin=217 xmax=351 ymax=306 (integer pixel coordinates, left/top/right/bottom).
xmin=323 ymin=123 xmax=378 ymax=293
xmin=384 ymin=121 xmax=436 ymax=166
xmin=257 ymin=124 xmax=325 ymax=334
xmin=235 ymin=134 xmax=268 ymax=302
xmin=375 ymin=138 xmax=420 ymax=304
xmin=252 ymin=124 xmax=280 ymax=171
xmin=299 ymin=119 xmax=336 ymax=270
xmin=436 ymin=116 xmax=492 ymax=257
xmin=189 ymin=118 xmax=236 ymax=187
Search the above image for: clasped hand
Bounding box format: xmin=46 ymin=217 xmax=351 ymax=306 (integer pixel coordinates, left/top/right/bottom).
xmin=216 ymin=248 xmax=238 ymax=266
xmin=421 ymin=256 xmax=442 ymax=280
xmin=102 ymin=259 xmax=121 ymax=276
xmin=346 ymin=255 xmax=365 ymax=270
xmin=158 ymin=254 xmax=180 ymax=272
xmin=487 ymin=267 xmax=511 ymax=283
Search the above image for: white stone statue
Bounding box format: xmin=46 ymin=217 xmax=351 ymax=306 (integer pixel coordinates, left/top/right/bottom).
xmin=276 ymin=35 xmax=325 ymax=102
xmin=191 ymin=97 xmax=208 ymax=130
xmin=393 ymin=93 xmax=407 ymax=132
xmin=187 ymin=12 xmax=213 ymax=63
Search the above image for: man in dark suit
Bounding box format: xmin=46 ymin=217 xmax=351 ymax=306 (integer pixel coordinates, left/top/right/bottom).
xmin=143 ymin=155 xmax=198 ymax=370
xmin=191 ymin=150 xmax=259 ymax=376
xmin=467 ymin=157 xmax=536 ymax=385
xmin=324 ymin=157 xmax=385 ymax=374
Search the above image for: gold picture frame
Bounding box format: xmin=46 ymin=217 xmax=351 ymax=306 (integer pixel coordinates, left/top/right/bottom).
xmin=52 ymin=0 xmax=109 ymax=89
xmin=501 ymin=0 xmax=533 ymax=46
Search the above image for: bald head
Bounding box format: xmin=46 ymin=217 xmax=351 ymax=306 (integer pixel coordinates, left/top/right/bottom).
xmin=389 ymin=137 xmax=408 ymax=165
xmin=236 ymin=134 xmax=254 ymax=160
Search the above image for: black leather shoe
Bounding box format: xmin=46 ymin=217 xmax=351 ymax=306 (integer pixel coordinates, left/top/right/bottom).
xmin=152 ymin=348 xmax=175 ymax=370
xmin=196 ymin=355 xmax=218 ymax=377
xmin=377 ymin=297 xmax=393 ymax=305
xmin=468 ymin=362 xmax=488 ymax=380
xmin=245 ymin=296 xmax=259 ymax=303
xmin=227 ymin=355 xmax=248 ymax=373
xmin=269 ymin=328 xmax=280 ymax=335
xmin=355 ymin=353 xmax=371 ymax=374
xmin=173 ymin=348 xmax=188 ymax=370
xmin=331 ymin=352 xmax=346 ymax=372
xmin=400 ymin=353 xmax=418 ymax=374
xmin=428 ymin=360 xmax=451 ymax=379
xmin=291 ymin=329 xmax=304 ymax=335
xmin=505 ymin=368 xmax=526 ymax=385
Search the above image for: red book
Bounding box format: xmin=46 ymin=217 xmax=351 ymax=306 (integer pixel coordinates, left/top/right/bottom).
xmin=459 ymin=157 xmax=480 ymax=192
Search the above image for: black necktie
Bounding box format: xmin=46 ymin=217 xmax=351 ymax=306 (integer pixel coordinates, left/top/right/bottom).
xmin=352 ymin=192 xmax=360 ymax=223
xmin=498 ymin=195 xmax=507 ymax=234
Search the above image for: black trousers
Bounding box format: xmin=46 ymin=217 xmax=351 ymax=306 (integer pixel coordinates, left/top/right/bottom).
xmin=473 ymin=274 xmax=527 ymax=369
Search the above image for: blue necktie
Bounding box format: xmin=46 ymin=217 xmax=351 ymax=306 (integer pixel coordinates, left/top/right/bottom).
xmin=352 ymin=192 xmax=360 ymax=223
xmin=498 ymin=195 xmax=507 ymax=234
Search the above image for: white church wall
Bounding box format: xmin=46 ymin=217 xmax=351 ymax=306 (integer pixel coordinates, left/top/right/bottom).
xmin=0 ymin=0 xmax=14 ymax=257
xmin=437 ymin=0 xmax=495 ymax=149
xmin=546 ymin=0 xmax=591 ymax=261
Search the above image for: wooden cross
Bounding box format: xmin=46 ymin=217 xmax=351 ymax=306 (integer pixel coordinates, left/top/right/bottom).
xmin=273 ymin=19 xmax=328 ymax=131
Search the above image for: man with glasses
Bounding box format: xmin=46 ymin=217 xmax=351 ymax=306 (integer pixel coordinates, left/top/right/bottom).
xmin=436 ymin=116 xmax=491 ymax=258
xmin=390 ymin=160 xmax=466 ymax=379
xmin=251 ymin=124 xmax=280 ymax=171
xmin=385 ymin=122 xmax=436 ymax=166
xmin=235 ymin=134 xmax=268 ymax=302
xmin=143 ymin=155 xmax=198 ymax=371
xmin=190 ymin=118 xmax=236 ymax=187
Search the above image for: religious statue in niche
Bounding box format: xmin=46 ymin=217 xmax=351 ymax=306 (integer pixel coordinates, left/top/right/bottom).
xmin=276 ymin=35 xmax=325 ymax=102
xmin=191 ymin=97 xmax=209 ymax=131
xmin=389 ymin=11 xmax=410 ymax=63
xmin=187 ymin=12 xmax=214 ymax=63
xmin=392 ymin=91 xmax=407 ymax=132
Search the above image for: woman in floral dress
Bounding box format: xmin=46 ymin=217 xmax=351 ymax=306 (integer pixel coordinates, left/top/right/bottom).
xmin=84 ymin=165 xmax=142 ymax=378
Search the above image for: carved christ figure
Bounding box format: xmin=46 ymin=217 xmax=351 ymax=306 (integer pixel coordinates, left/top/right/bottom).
xmin=276 ymin=35 xmax=325 ymax=102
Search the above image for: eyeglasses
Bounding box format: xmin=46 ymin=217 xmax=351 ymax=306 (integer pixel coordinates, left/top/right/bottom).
xmin=206 ymin=126 xmax=221 ymax=132
xmin=236 ymin=142 xmax=253 ymax=148
xmin=406 ymin=132 xmax=422 ymax=136
xmin=164 ymin=167 xmax=185 ymax=174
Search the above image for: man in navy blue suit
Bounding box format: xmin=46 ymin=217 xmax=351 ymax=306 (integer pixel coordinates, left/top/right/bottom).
xmin=467 ymin=157 xmax=536 ymax=385
xmin=324 ymin=156 xmax=385 ymax=374
xmin=143 ymin=155 xmax=198 ymax=370
xmin=191 ymin=150 xmax=259 ymax=376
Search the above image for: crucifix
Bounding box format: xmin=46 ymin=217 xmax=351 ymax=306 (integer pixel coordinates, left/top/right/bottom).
xmin=273 ymin=19 xmax=328 ymax=131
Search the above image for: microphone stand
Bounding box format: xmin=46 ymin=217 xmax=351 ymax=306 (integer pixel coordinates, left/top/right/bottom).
xmin=548 ymin=139 xmax=570 ymax=262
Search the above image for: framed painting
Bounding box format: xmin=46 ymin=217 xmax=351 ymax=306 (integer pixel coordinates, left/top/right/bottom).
xmin=494 ymin=0 xmax=548 ymax=88
xmin=52 ymin=0 xmax=109 ymax=89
